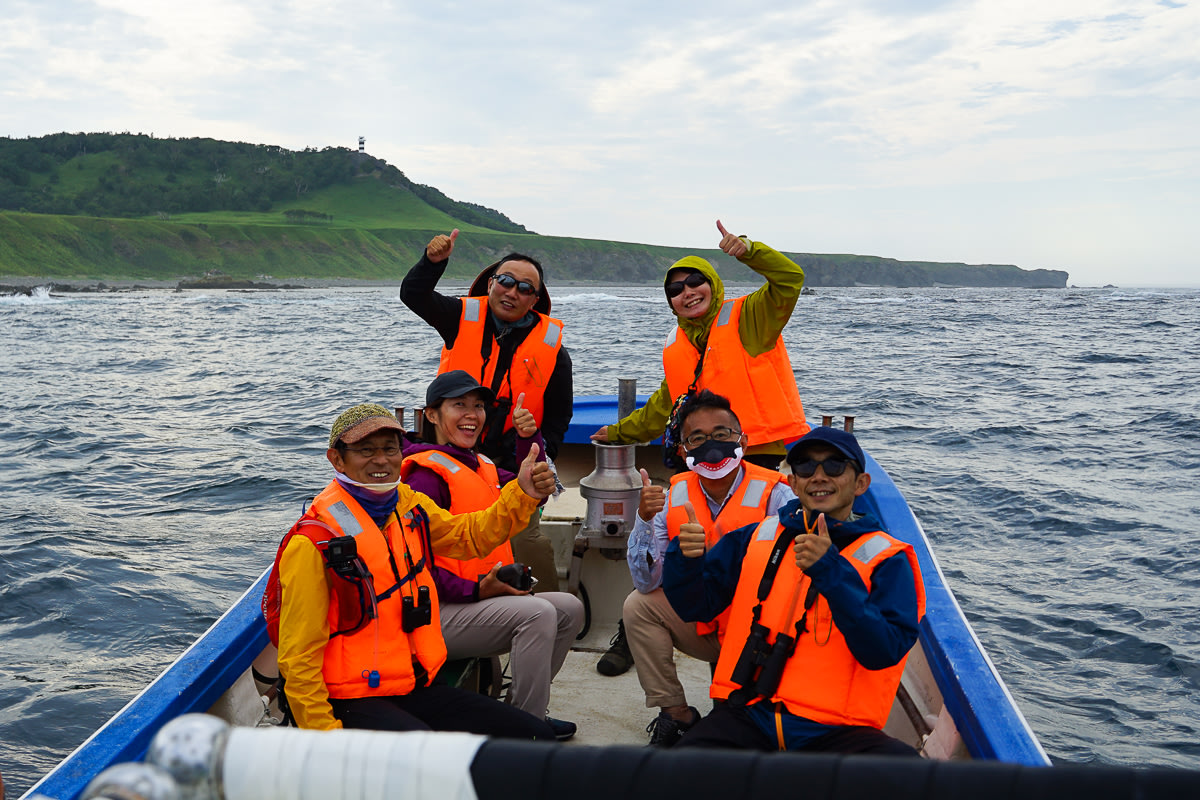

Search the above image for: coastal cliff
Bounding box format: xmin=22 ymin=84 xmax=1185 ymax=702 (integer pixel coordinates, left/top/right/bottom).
xmin=0 ymin=133 xmax=1067 ymax=288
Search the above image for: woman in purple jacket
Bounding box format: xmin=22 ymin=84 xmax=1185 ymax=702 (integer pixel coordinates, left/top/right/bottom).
xmin=402 ymin=370 xmax=584 ymax=741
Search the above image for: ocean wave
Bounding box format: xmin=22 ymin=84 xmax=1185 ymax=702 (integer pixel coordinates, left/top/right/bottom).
xmin=0 ymin=286 xmax=66 ymax=305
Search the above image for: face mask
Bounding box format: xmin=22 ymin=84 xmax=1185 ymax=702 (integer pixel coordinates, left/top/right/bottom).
xmin=685 ymin=439 xmax=744 ymax=480
xmin=334 ymin=469 xmax=402 ymax=495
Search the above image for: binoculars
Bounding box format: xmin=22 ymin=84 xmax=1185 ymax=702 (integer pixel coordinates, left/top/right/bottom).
xmin=402 ymin=585 xmax=432 ymax=632
xmin=730 ymin=621 xmax=796 ymax=699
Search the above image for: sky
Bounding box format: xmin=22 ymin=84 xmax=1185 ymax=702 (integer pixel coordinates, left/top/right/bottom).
xmin=3 ymin=0 xmax=1198 ymax=287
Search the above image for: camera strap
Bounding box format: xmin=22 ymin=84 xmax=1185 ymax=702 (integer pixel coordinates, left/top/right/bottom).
xmin=374 ymin=505 xmax=432 ymax=602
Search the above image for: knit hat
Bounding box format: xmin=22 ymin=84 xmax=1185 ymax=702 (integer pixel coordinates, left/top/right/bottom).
xmin=328 ymin=403 xmax=404 ymax=448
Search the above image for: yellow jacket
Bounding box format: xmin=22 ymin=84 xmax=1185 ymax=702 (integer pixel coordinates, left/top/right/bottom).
xmin=276 ymin=478 xmax=540 ymax=729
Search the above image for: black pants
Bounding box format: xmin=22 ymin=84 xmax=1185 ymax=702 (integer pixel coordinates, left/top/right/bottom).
xmin=677 ymin=701 xmax=918 ymax=756
xmin=329 ymin=682 xmax=555 ymax=741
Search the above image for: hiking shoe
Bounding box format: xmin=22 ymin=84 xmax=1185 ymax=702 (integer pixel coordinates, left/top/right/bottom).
xmin=646 ymin=706 xmax=699 ymax=748
xmin=596 ymin=619 xmax=633 ymax=676
xmin=546 ymin=716 xmax=577 ymax=741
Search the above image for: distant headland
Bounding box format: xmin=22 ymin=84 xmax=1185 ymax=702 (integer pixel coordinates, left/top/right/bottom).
xmin=0 ymin=133 xmax=1067 ymax=289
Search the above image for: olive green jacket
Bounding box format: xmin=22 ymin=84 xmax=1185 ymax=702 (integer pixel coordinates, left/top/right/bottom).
xmin=606 ymin=239 xmax=805 ymax=453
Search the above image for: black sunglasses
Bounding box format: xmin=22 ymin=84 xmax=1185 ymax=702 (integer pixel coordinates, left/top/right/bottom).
xmin=665 ymin=272 xmax=707 ymax=298
xmin=492 ymin=272 xmax=539 ymax=297
xmin=790 ymin=457 xmax=854 ymax=478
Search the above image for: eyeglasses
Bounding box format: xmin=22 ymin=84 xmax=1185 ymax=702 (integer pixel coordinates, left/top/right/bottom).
xmin=789 ymin=457 xmax=853 ymax=478
xmin=683 ymin=426 xmax=742 ymax=449
xmin=491 ymin=273 xmax=539 ymax=297
xmin=342 ymin=445 xmax=401 ymax=458
xmin=665 ymin=272 xmax=707 ymax=298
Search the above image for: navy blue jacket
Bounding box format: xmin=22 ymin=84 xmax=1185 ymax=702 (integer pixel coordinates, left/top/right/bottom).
xmin=662 ymin=498 xmax=920 ymax=671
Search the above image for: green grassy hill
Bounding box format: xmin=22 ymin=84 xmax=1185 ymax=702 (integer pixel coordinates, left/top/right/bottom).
xmin=0 ymin=133 xmax=1068 ymax=288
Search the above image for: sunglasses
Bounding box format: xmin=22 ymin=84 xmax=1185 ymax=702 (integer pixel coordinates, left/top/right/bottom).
xmin=790 ymin=457 xmax=854 ymax=478
xmin=665 ymin=272 xmax=708 ymax=298
xmin=491 ymin=273 xmax=539 ymax=297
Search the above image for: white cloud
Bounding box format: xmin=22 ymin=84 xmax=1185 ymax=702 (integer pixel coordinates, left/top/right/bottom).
xmin=2 ymin=0 xmax=1198 ymax=285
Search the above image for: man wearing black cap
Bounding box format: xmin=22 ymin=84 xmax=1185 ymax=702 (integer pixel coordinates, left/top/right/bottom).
xmin=402 ymin=230 xmax=572 ymax=591
xmin=662 ymin=426 xmax=926 ymax=755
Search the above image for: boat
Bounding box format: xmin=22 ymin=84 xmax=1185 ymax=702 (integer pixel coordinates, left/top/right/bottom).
xmin=21 ymin=391 xmax=1059 ymax=800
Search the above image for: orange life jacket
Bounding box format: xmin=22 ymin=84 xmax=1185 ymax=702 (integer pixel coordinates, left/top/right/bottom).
xmin=710 ymin=519 xmax=926 ymax=729
xmin=401 ymin=449 xmax=514 ymax=581
xmin=263 ymin=481 xmax=447 ymax=699
xmin=663 ymin=462 xmax=787 ymax=638
xmin=438 ymin=297 xmax=564 ymax=432
xmin=663 ymin=296 xmax=808 ymax=448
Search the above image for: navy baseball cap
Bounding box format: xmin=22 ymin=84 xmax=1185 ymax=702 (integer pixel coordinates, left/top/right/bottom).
xmin=786 ymin=427 xmax=866 ymax=472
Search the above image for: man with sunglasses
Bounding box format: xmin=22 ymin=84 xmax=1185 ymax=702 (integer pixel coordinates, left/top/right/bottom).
xmin=402 ymin=229 xmax=572 ymax=592
xmin=592 ymin=220 xmax=810 ymax=471
xmin=661 ymin=426 xmax=925 ymax=755
xmin=621 ymin=390 xmax=794 ymax=747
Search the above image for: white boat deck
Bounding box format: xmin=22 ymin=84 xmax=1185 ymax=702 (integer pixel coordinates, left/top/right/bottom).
xmin=547 ymin=645 xmax=714 ymax=746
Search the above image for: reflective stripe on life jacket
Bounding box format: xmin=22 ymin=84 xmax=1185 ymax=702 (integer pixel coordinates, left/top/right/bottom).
xmin=663 ymin=462 xmax=786 ymax=638
xmin=663 ymin=296 xmax=809 ymax=448
xmin=437 ymin=297 xmax=564 ymax=432
xmin=710 ymin=520 xmax=926 ymax=729
xmin=401 ymin=449 xmax=513 ymax=581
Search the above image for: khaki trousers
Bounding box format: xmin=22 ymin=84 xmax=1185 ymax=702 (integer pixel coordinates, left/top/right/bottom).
xmin=441 ymin=591 xmax=584 ymax=718
xmin=622 ymin=587 xmax=721 ymax=710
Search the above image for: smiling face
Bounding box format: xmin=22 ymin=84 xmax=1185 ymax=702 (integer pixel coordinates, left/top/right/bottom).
xmin=787 ymin=443 xmax=871 ymax=521
xmin=425 ymin=390 xmax=488 ymax=450
xmin=667 ymin=269 xmax=712 ymax=319
xmin=327 ymin=429 xmax=404 ymax=485
xmin=487 ymin=260 xmax=541 ymax=323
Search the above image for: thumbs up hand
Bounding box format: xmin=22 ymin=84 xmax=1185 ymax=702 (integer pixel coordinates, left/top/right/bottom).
xmin=518 ymin=442 xmax=555 ymax=500
xmin=716 ymin=219 xmax=747 ymax=258
xmin=426 ymin=228 xmax=459 ymax=262
xmin=794 ymin=512 xmax=833 ymax=571
xmin=637 ymin=468 xmax=665 ymax=521
xmin=678 ymin=501 xmax=708 ymax=558
xmin=512 ymin=392 xmax=538 ymax=438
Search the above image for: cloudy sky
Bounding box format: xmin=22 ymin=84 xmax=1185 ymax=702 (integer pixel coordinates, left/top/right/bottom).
xmin=3 ymin=0 xmax=1197 ymax=286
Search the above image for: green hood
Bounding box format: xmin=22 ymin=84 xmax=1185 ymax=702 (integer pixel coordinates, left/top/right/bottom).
xmin=664 ymin=256 xmax=725 ymax=349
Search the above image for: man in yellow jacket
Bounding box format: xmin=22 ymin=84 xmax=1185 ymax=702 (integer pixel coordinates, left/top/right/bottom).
xmin=266 ymin=403 xmax=557 ymax=738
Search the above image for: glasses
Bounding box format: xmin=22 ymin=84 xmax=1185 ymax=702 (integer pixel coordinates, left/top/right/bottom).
xmin=342 ymin=445 xmax=401 ymax=458
xmin=491 ymin=273 xmax=539 ymax=297
xmin=665 ymin=272 xmax=707 ymax=298
xmin=790 ymin=457 xmax=853 ymax=478
xmin=683 ymin=426 xmax=742 ymax=449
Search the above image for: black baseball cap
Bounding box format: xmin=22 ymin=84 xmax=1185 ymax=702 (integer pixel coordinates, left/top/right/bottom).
xmin=425 ymin=370 xmax=497 ymax=407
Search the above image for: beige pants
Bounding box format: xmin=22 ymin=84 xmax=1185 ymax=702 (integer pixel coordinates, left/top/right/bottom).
xmin=441 ymin=591 xmax=584 ymax=717
xmin=510 ymin=513 xmax=560 ymax=593
xmin=623 ymin=588 xmax=721 ymax=710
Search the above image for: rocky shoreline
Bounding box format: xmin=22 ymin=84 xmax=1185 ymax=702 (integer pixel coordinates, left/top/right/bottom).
xmin=0 ymin=277 xmax=407 ymax=295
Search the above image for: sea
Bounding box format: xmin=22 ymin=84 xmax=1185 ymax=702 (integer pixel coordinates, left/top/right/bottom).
xmin=1 ymin=282 xmax=1198 ymax=794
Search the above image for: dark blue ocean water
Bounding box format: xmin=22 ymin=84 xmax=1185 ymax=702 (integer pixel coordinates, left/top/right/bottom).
xmin=2 ymin=284 xmax=1199 ymax=793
